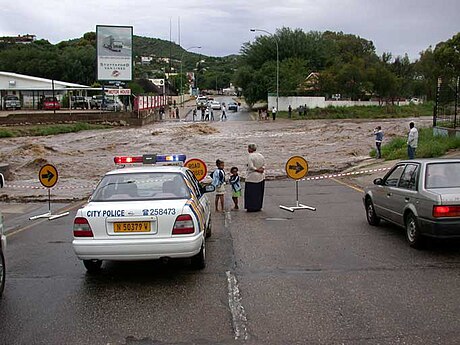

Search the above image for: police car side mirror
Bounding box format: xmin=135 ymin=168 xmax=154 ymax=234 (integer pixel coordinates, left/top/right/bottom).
xmin=201 ymin=185 xmax=215 ymax=193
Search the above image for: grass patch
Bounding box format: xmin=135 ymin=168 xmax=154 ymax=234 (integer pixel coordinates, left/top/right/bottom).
xmin=370 ymin=127 xmax=460 ymax=160
xmin=278 ymin=102 xmax=433 ymax=120
xmin=0 ymin=123 xmax=111 ymax=137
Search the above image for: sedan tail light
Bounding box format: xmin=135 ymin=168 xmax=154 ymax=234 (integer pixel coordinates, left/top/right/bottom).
xmin=73 ymin=217 xmax=94 ymax=237
xmin=433 ymin=205 xmax=460 ymax=218
xmin=172 ymin=214 xmax=194 ymax=235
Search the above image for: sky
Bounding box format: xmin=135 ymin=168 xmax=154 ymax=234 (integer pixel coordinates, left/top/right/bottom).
xmin=1 ymin=0 xmax=459 ymax=60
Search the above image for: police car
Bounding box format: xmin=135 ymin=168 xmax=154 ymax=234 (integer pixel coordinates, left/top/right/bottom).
xmin=72 ymin=154 xmax=215 ymax=272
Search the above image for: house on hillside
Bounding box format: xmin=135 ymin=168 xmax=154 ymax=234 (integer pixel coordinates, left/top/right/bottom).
xmin=298 ymin=72 xmax=320 ymax=93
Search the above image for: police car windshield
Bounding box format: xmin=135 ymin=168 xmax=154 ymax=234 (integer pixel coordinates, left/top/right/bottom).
xmin=91 ymin=172 xmax=190 ymax=201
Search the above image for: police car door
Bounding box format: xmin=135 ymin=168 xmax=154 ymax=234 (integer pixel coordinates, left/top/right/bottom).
xmin=185 ymin=170 xmax=210 ymax=229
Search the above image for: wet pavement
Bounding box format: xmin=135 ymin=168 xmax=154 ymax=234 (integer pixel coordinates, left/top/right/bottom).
xmin=1 ymin=178 xmax=460 ymax=344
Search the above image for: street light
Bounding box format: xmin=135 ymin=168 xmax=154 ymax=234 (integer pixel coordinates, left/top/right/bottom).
xmin=250 ymin=28 xmax=279 ymax=114
xmin=181 ymin=46 xmax=201 ymax=107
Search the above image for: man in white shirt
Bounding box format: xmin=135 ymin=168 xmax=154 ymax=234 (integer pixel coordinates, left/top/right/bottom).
xmin=407 ymin=121 xmax=418 ymax=159
xmin=271 ymin=106 xmax=277 ymax=121
xmin=245 ymin=143 xmax=265 ymax=212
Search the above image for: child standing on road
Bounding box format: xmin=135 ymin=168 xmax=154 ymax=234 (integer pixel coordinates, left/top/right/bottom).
xmin=211 ymin=159 xmax=226 ymax=212
xmin=229 ymin=167 xmax=242 ymax=210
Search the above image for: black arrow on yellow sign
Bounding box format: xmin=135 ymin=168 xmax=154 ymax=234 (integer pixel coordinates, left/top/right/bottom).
xmin=41 ymin=170 xmax=55 ymax=182
xmin=288 ymin=162 xmax=305 ymax=174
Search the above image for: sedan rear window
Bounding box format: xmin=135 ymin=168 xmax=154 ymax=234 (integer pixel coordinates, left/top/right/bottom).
xmin=90 ymin=172 xmax=190 ymax=201
xmin=426 ymin=162 xmax=460 ymax=189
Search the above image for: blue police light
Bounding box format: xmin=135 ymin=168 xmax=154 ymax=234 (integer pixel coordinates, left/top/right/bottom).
xmin=153 ymin=154 xmax=187 ymax=163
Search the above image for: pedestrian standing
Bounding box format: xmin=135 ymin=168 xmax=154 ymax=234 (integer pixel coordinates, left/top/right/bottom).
xmin=229 ymin=167 xmax=242 ymax=210
xmin=211 ymin=159 xmax=226 ymax=212
xmin=221 ymin=104 xmax=227 ymax=121
xmin=175 ymin=107 xmax=180 ymax=119
xmin=288 ymin=105 xmax=292 ymax=118
xmin=201 ymin=107 xmax=205 ymax=121
xmin=271 ymin=106 xmax=277 ymax=121
xmin=373 ymin=126 xmax=384 ymax=159
xmin=244 ymin=143 xmax=265 ymax=212
xmin=205 ymin=107 xmax=210 ymax=121
xmin=407 ymin=121 xmax=419 ymax=159
xmin=210 ymin=108 xmax=215 ymax=121
xmin=192 ymin=108 xmax=197 ymax=122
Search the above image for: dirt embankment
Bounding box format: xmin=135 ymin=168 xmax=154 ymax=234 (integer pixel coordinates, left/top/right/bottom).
xmin=0 ymin=116 xmax=433 ymax=202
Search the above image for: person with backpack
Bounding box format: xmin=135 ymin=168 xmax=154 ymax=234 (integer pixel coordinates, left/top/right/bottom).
xmin=211 ymin=159 xmax=226 ymax=212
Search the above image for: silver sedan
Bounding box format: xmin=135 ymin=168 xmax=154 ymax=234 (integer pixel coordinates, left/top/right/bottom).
xmin=363 ymin=159 xmax=460 ymax=248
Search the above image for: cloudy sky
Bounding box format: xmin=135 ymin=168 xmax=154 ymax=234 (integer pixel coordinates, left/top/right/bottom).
xmin=1 ymin=0 xmax=459 ymax=60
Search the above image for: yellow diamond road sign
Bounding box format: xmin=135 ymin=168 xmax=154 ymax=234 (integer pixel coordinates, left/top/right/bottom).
xmin=285 ymin=156 xmax=308 ymax=180
xmin=39 ymin=164 xmax=58 ymax=188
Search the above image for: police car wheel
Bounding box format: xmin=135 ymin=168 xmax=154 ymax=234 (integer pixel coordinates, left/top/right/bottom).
xmin=205 ymin=216 xmax=212 ymax=238
xmin=191 ymin=243 xmax=206 ymax=269
xmin=0 ymin=248 xmax=5 ymax=297
xmin=83 ymin=259 xmax=103 ymax=273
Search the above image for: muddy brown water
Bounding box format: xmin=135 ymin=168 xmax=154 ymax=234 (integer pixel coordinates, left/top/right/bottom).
xmin=0 ymin=116 xmax=433 ymax=201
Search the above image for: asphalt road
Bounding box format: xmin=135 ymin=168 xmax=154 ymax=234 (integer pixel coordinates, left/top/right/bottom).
xmin=1 ymin=179 xmax=460 ymax=344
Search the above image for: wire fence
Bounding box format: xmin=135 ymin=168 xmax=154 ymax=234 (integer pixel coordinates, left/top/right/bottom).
xmin=434 ymin=76 xmax=459 ymax=129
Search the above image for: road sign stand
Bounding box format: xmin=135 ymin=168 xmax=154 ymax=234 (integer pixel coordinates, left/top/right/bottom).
xmin=29 ymin=189 xmax=70 ymax=221
xmin=29 ymin=164 xmax=69 ymax=221
xmin=279 ymin=156 xmax=316 ymax=213
xmin=279 ymin=180 xmax=316 ymax=213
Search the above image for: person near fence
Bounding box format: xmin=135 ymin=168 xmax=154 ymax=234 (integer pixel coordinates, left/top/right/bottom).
xmin=407 ymin=122 xmax=419 ymax=159
xmin=373 ymin=126 xmax=384 ymax=159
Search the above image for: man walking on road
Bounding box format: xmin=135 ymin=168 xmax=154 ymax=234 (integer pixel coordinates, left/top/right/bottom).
xmin=407 ymin=122 xmax=418 ymax=159
xmin=271 ymin=106 xmax=277 ymax=121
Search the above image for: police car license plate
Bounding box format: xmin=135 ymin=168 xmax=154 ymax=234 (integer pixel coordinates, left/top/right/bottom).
xmin=114 ymin=222 xmax=151 ymax=233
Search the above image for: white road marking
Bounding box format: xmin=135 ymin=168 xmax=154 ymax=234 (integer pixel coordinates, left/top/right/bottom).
xmin=226 ymin=270 xmax=249 ymax=341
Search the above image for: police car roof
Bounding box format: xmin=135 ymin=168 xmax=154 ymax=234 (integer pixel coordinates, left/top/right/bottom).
xmin=105 ymin=165 xmax=189 ymax=176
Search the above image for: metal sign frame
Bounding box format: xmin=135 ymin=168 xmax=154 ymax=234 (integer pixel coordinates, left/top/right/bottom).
xmin=30 ymin=165 xmax=69 ymax=221
xmin=280 ymin=156 xmax=316 ymax=213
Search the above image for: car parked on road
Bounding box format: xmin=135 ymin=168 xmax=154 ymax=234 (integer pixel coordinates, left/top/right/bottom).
xmin=90 ymin=95 xmax=104 ymax=109
xmin=210 ymin=101 xmax=221 ymax=110
xmin=228 ymin=102 xmax=238 ymax=111
xmin=363 ymin=159 xmax=460 ymax=248
xmin=72 ymin=154 xmax=215 ymax=272
xmin=101 ymin=98 xmax=122 ymax=111
xmin=42 ymin=97 xmax=61 ymax=110
xmin=3 ymin=95 xmax=21 ymax=110
xmin=71 ymin=96 xmax=89 ymax=109
xmin=196 ymin=96 xmax=208 ymax=108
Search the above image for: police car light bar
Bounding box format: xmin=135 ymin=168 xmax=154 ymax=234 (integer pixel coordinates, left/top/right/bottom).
xmin=114 ymin=154 xmax=186 ymax=165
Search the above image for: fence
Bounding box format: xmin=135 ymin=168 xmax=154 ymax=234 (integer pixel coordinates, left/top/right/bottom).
xmin=434 ymin=76 xmax=459 ymax=129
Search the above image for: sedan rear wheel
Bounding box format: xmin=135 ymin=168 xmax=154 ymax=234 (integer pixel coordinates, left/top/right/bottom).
xmin=0 ymin=248 xmax=5 ymax=297
xmin=205 ymin=216 xmax=212 ymax=238
xmin=83 ymin=259 xmax=103 ymax=273
xmin=191 ymin=242 xmax=206 ymax=269
xmin=405 ymin=213 xmax=424 ymax=249
xmin=365 ymin=199 xmax=380 ymax=226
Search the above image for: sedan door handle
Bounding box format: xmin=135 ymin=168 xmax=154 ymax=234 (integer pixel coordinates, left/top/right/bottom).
xmin=405 ymin=197 xmax=410 ymax=202
xmin=387 ymin=193 xmax=392 ymax=197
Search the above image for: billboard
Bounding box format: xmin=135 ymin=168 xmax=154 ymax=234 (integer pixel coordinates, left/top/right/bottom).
xmin=96 ymin=25 xmax=133 ymax=81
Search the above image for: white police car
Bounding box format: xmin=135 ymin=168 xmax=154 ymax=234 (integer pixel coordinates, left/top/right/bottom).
xmin=72 ymin=154 xmax=214 ymax=272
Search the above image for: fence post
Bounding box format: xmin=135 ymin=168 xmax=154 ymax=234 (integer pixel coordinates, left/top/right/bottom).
xmin=455 ymin=76 xmax=459 ymax=129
